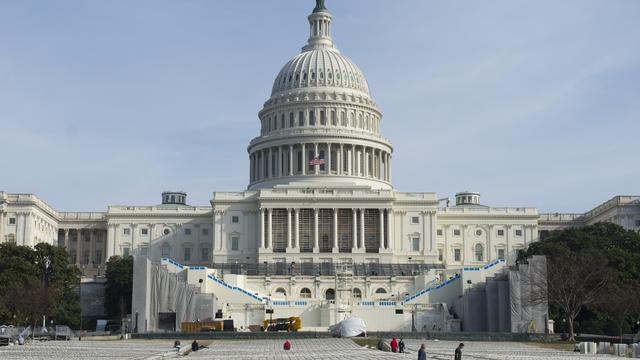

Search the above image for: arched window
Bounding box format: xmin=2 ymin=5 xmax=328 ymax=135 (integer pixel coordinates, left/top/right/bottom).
xmin=300 ymin=288 xmax=312 ymax=299
xmin=325 ymin=288 xmax=335 ymax=300
xmin=161 ymin=243 xmax=171 ymax=258
xmin=475 ymin=243 xmax=484 ymax=261
xmin=275 ymin=287 xmax=287 ymax=297
xmin=352 ymin=288 xmax=362 ymax=299
xmin=375 ymin=288 xmax=387 ymax=295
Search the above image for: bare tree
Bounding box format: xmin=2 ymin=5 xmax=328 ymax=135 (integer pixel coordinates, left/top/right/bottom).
xmin=546 ymin=250 xmax=610 ymax=341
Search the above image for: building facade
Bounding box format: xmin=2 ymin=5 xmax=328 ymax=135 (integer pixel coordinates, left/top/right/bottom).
xmin=2 ymin=0 xmax=639 ymax=332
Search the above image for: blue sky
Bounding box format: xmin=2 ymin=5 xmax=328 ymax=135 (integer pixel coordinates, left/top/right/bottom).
xmin=1 ymin=0 xmax=638 ymax=213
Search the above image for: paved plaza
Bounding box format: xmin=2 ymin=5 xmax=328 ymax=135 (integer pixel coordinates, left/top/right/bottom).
xmin=0 ymin=339 xmax=179 ymax=360
xmin=0 ymin=338 xmax=626 ymax=359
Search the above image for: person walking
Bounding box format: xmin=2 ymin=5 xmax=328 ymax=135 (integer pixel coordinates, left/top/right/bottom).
xmin=390 ymin=337 xmax=398 ymax=353
xmin=418 ymin=344 xmax=427 ymax=360
xmin=399 ymin=338 xmax=405 ymax=353
xmin=455 ymin=343 xmax=464 ymax=360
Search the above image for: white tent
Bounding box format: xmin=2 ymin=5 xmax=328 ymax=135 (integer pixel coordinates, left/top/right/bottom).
xmin=329 ymin=316 xmax=367 ymax=337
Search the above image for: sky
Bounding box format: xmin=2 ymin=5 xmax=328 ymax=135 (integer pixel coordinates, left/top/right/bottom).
xmin=1 ymin=0 xmax=639 ymax=213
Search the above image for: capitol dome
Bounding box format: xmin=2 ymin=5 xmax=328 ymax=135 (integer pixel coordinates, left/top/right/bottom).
xmin=247 ymin=0 xmax=393 ymax=191
xmin=271 ymin=49 xmax=371 ymax=96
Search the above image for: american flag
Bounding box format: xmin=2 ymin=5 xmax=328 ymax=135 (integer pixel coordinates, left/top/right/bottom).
xmin=309 ymin=157 xmax=326 ymax=166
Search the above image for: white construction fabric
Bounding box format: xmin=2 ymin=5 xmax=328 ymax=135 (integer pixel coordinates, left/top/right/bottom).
xmin=329 ymin=316 xmax=367 ymax=337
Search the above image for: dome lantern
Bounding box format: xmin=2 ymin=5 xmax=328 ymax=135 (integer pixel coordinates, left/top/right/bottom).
xmin=303 ymin=0 xmax=336 ymax=52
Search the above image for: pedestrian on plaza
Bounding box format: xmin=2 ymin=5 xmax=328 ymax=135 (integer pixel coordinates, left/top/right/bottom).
xmin=390 ymin=337 xmax=398 ymax=353
xmin=455 ymin=343 xmax=464 ymax=360
xmin=174 ymin=340 xmax=181 ymax=350
xmin=191 ymin=340 xmax=199 ymax=352
xmin=399 ymin=338 xmax=405 ymax=353
xmin=283 ymin=339 xmax=292 ymax=350
xmin=418 ymin=343 xmax=427 ymax=360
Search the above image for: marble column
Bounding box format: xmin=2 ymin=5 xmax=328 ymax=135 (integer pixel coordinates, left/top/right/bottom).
xmin=421 ymin=211 xmax=428 ymax=255
xmin=387 ymin=209 xmax=394 ymax=251
xmin=268 ymin=148 xmax=273 ymax=178
xmin=286 ymin=208 xmax=293 ymax=250
xmin=461 ymin=225 xmax=468 ymax=264
xmin=359 ymin=209 xmax=365 ymax=250
xmin=363 ymin=147 xmax=368 ymax=177
xmin=267 ymin=208 xmax=273 ymax=250
xmin=294 ymin=209 xmax=300 ymax=250
xmin=339 ymin=144 xmax=344 ymax=175
xmin=487 ymin=225 xmax=494 ymax=261
xmin=327 ymin=143 xmax=332 ymax=174
xmin=313 ymin=208 xmax=319 ymax=252
xmin=259 ymin=209 xmax=266 ymax=249
xmin=89 ymin=230 xmax=95 ymax=265
xmin=506 ymin=225 xmax=512 ymax=265
xmin=131 ymin=224 xmax=138 ymax=255
xmin=332 ymin=208 xmax=338 ymax=253
xmin=64 ymin=229 xmax=70 ymax=249
xmin=289 ymin=145 xmax=294 ymax=176
xmin=378 ymin=150 xmax=383 ymax=180
xmin=314 ymin=143 xmax=319 ymax=175
xmin=220 ymin=212 xmax=227 ymax=252
xmin=277 ymin=146 xmax=282 ymax=177
xmin=379 ymin=209 xmax=385 ymax=251
xmin=301 ymin=143 xmax=306 ymax=175
xmin=76 ymin=229 xmax=82 ymax=265
xmin=352 ymin=209 xmax=358 ymax=252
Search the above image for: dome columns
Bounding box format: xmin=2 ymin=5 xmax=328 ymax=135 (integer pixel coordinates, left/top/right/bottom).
xmin=248 ymin=141 xmax=392 ymax=189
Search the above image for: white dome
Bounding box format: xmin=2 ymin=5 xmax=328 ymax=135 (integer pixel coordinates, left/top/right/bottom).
xmin=271 ymin=49 xmax=370 ymax=96
xmin=247 ymin=1 xmax=393 ymax=191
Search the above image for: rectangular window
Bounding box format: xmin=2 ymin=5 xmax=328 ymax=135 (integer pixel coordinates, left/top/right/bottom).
xmin=231 ymin=236 xmax=239 ymax=251
xmin=515 ymin=229 xmax=523 ymax=236
xmin=438 ymin=249 xmax=443 ymax=262
xmin=184 ymin=247 xmax=191 ymax=261
xmin=412 ymin=237 xmax=420 ymax=251
xmin=139 ymin=247 xmax=148 ymax=256
xmin=202 ymin=228 xmax=209 ymax=235
xmin=309 ymin=110 xmax=315 ymax=125
xmin=9 ymin=217 xmax=16 ymax=225
xmin=281 ymin=114 xmax=285 ymax=129
xmin=497 ymin=229 xmax=504 ymax=236
xmin=411 ymin=216 xmax=419 ymax=224
xmin=453 ymin=229 xmax=461 ymax=236
xmin=454 ymin=248 xmax=461 ymax=262
xmin=437 ymin=229 xmax=443 ymax=236
xmin=201 ymin=248 xmax=209 ymax=261
xmin=299 ymin=111 xmax=304 ymax=126
xmin=123 ymin=228 xmax=130 ymax=235
xmin=185 ymin=228 xmax=191 ymax=235
xmin=320 ymin=110 xmax=326 ymax=125
xmin=498 ymin=249 xmax=506 ymax=260
xmin=331 ymin=111 xmax=337 ymax=126
xmin=141 ymin=228 xmax=148 ymax=235
xmin=123 ymin=247 xmax=130 ymax=257
xmin=289 ymin=113 xmax=294 ymax=127
xmin=636 ymin=220 xmax=640 ymax=227
xmin=232 ymin=216 xmax=239 ymax=223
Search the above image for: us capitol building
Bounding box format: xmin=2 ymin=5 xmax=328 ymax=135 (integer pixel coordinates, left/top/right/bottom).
xmin=1 ymin=1 xmax=638 ymax=333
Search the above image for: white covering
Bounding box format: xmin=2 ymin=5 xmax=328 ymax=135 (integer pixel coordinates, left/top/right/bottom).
xmin=329 ymin=316 xmax=367 ymax=338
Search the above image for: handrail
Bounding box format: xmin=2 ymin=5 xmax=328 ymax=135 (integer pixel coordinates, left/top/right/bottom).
xmin=161 ymin=258 xmax=265 ymax=303
xmin=402 ymin=259 xmax=505 ymax=304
